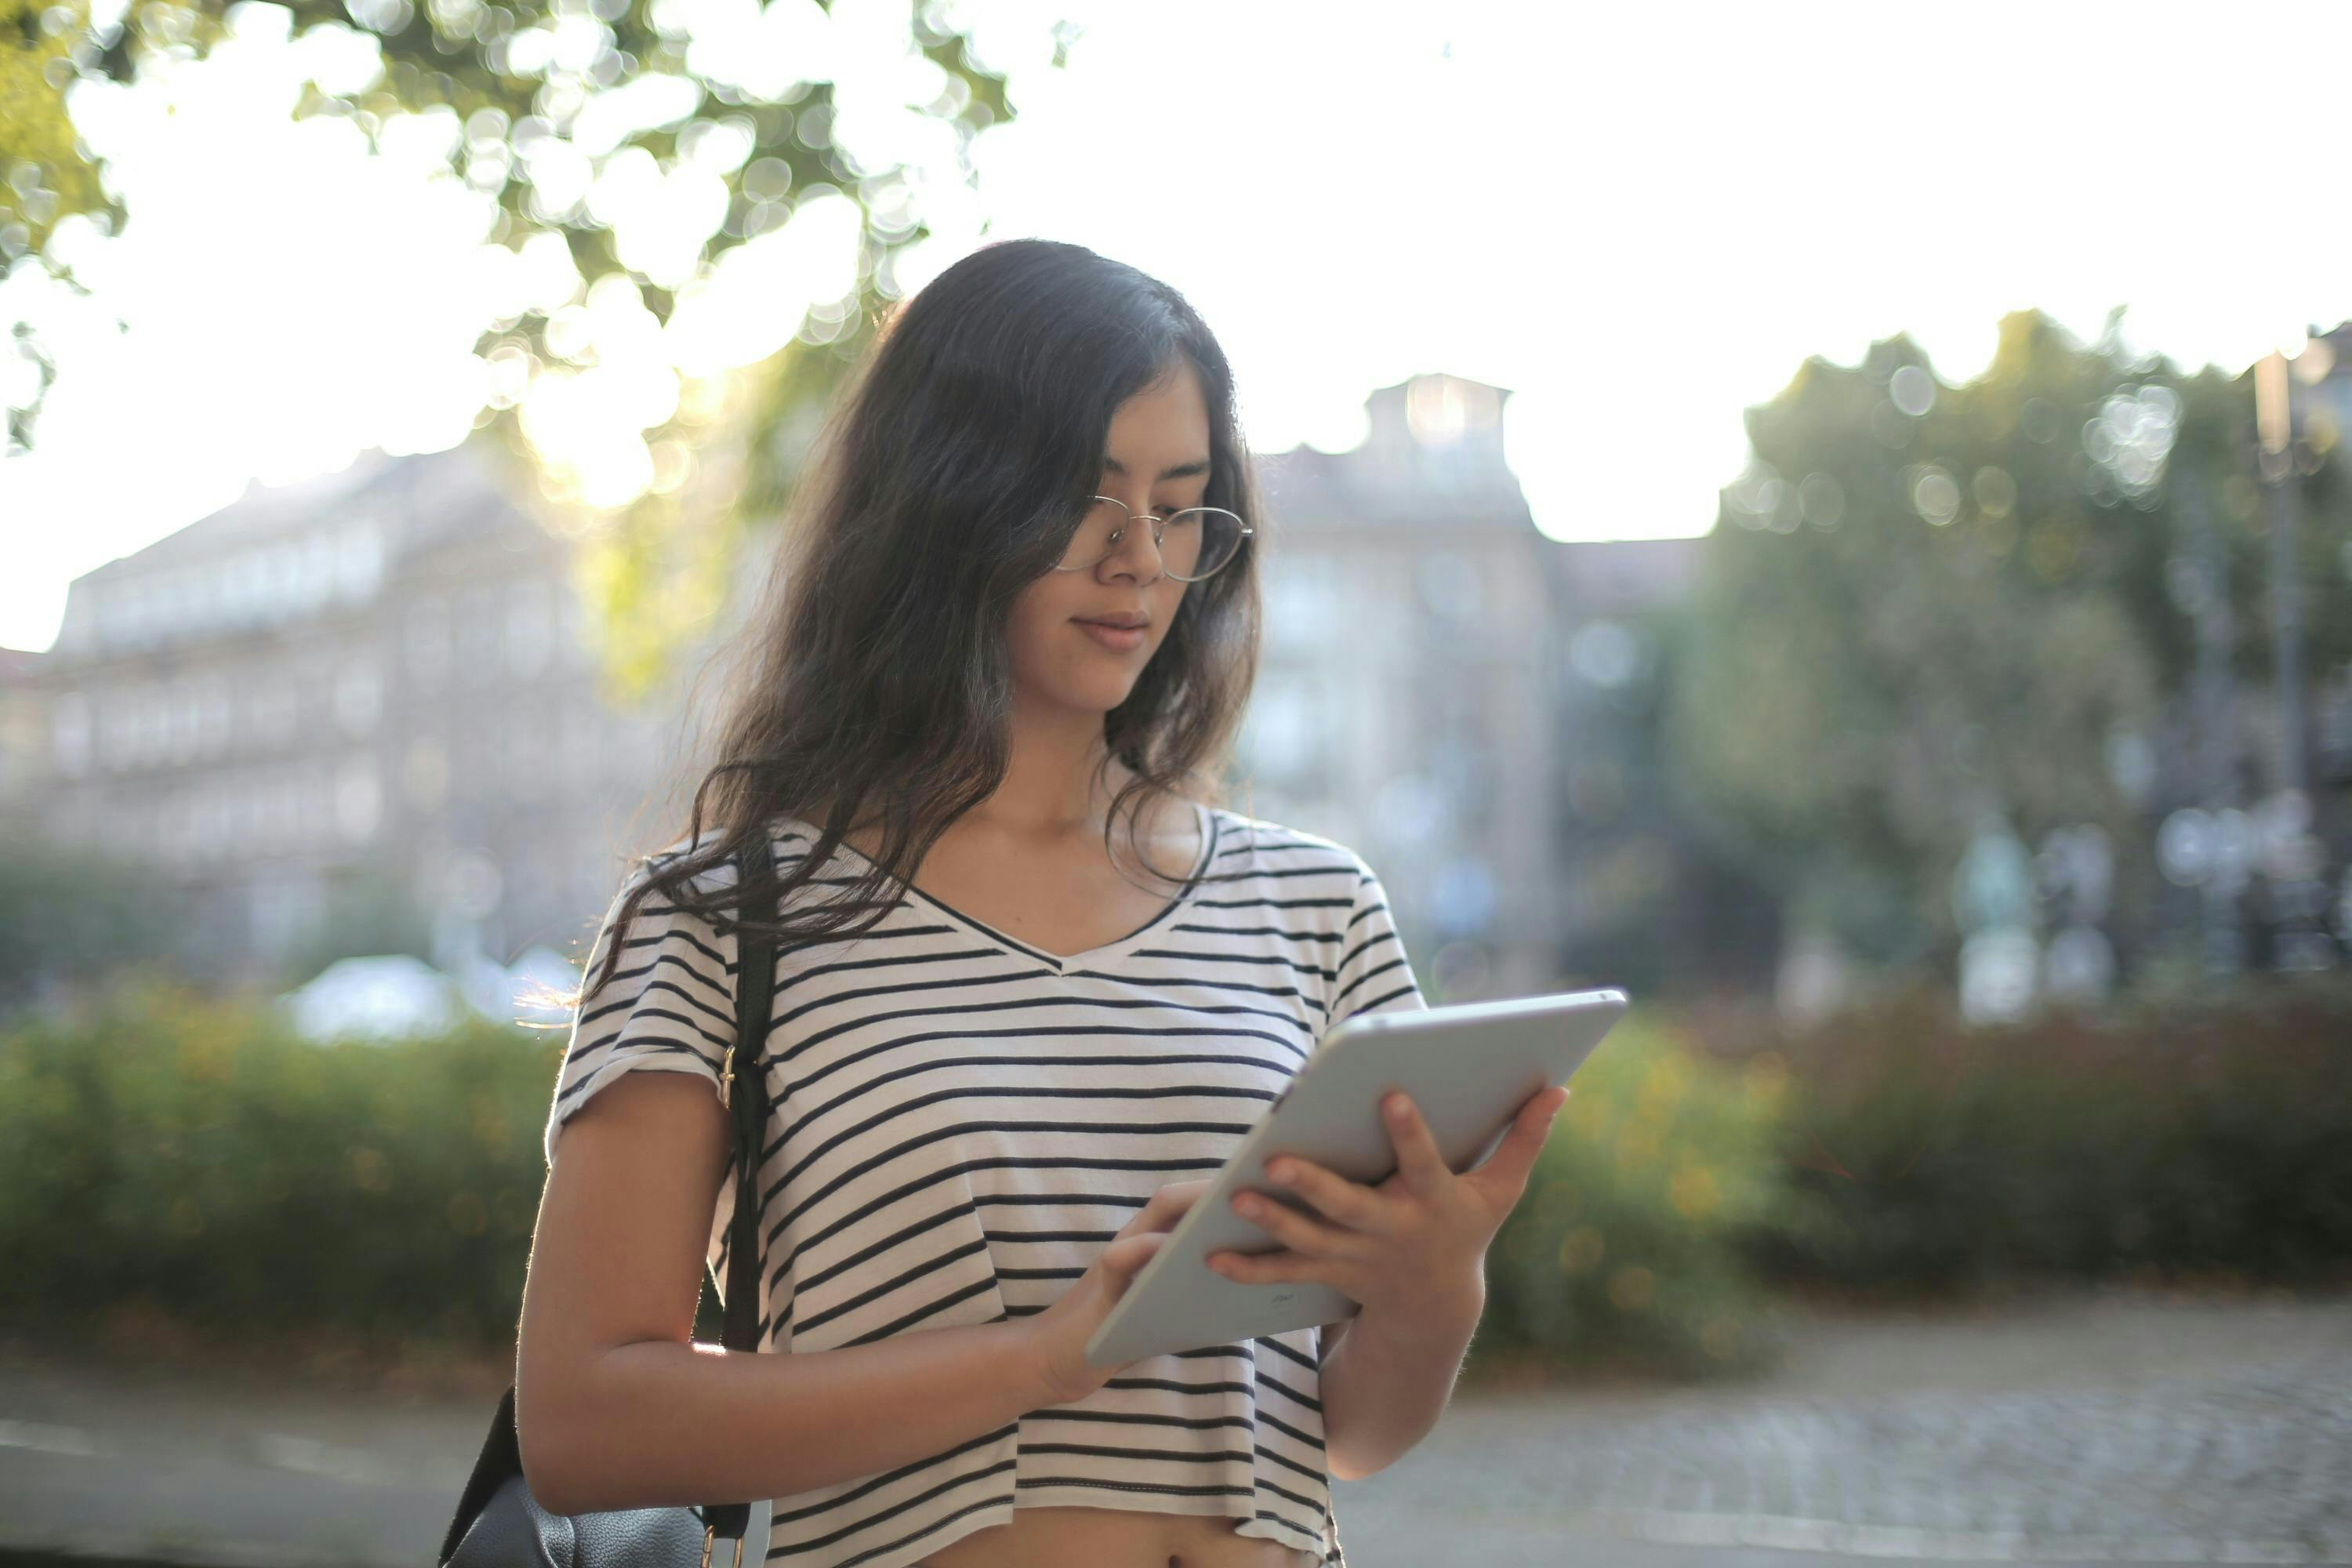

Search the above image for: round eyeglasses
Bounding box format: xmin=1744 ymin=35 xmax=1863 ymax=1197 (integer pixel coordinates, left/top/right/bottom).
xmin=1052 ymin=495 xmax=1253 ymax=582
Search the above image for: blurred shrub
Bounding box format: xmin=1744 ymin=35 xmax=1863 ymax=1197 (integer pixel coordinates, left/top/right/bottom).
xmin=1472 ymin=1015 xmax=1799 ymax=1377
xmin=16 ymin=977 xmax=2341 ymax=1370
xmin=0 ymin=983 xmax=559 ymax=1352
xmin=1719 ymin=978 xmax=2352 ymax=1292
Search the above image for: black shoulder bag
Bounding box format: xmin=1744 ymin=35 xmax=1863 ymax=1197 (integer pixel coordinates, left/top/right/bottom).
xmin=439 ymin=842 xmax=782 ymax=1568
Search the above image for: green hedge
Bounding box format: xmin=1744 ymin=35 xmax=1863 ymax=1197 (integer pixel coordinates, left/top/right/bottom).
xmin=2 ymin=986 xmax=1796 ymax=1372
xmin=0 ymin=984 xmax=561 ymax=1352
xmin=14 ymin=979 xmax=2343 ymax=1376
xmin=1711 ymin=978 xmax=2352 ymax=1293
xmin=1473 ymin=1016 xmax=1798 ymax=1376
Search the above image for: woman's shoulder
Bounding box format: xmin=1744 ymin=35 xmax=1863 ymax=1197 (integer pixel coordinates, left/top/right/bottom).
xmin=1200 ymin=804 xmax=1374 ymax=879
xmin=608 ymin=817 xmax=855 ymax=915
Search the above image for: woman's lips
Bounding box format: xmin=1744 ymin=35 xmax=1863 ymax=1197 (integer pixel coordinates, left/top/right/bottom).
xmin=1075 ymin=619 xmax=1146 ymax=651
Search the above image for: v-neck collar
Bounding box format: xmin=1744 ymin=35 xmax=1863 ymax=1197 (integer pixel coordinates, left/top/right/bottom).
xmin=800 ymin=801 xmax=1221 ymax=975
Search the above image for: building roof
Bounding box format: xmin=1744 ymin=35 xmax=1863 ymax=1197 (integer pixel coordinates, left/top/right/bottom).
xmin=1256 ymin=372 xmax=1530 ymax=531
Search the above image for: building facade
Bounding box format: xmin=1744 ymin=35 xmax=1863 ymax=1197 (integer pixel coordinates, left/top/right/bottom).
xmin=6 ymin=447 xmax=687 ymax=987
xmin=1244 ymin=373 xmax=1697 ymax=1005
xmin=6 ymin=373 xmax=1695 ymax=1007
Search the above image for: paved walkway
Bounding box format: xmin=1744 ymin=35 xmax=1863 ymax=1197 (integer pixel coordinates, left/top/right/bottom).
xmin=1341 ymin=1288 xmax=2352 ymax=1566
xmin=1 ymin=1288 xmax=2346 ymax=1566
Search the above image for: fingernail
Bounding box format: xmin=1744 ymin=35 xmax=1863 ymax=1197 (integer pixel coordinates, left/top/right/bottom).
xmin=1386 ymin=1094 xmax=1409 ymax=1121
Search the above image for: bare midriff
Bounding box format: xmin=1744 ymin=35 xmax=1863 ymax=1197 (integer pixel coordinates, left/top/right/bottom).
xmin=913 ymin=1504 xmax=1321 ymax=1567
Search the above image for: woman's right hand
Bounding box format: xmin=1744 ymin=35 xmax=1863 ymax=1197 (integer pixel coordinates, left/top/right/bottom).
xmin=1025 ymin=1178 xmax=1214 ymax=1406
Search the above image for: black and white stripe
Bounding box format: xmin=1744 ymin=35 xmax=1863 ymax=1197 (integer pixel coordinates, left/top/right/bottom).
xmin=545 ymin=806 xmax=1426 ymax=1568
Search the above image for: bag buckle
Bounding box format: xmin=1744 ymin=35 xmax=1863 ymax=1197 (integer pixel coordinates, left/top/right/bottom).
xmin=717 ymin=1044 xmax=737 ymax=1109
xmin=701 ymin=1524 xmax=745 ymax=1568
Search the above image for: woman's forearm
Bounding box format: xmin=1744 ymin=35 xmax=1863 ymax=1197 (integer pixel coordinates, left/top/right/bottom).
xmin=521 ymin=1318 xmax=1053 ymax=1515
xmin=1319 ymin=1291 xmax=1483 ymax=1483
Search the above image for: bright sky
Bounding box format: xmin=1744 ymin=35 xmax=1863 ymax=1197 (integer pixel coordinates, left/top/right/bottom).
xmin=5 ymin=0 xmax=2350 ymax=651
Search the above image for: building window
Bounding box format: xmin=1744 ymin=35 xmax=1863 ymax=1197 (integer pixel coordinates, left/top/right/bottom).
xmin=334 ymin=664 xmax=382 ymax=738
xmin=227 ymin=551 xmax=269 ymax=624
xmin=336 ymin=523 xmax=385 ymax=602
xmin=457 ymin=586 xmax=503 ymax=682
xmin=196 ymin=678 xmax=232 ymax=755
xmin=264 ymin=544 xmax=303 ymax=614
xmin=506 ymin=584 xmax=553 ymax=677
xmin=406 ymin=595 xmax=452 ymax=687
xmin=129 ymin=682 xmax=168 ymax=767
xmin=50 ymin=693 xmax=91 ymax=779
xmin=298 ymin=533 xmax=339 ymax=609
xmin=403 ymin=736 xmax=450 ymax=811
xmin=249 ymin=677 xmax=299 ymax=746
xmin=163 ymin=681 xmax=198 ymax=764
xmin=336 ymin=760 xmax=384 ymax=844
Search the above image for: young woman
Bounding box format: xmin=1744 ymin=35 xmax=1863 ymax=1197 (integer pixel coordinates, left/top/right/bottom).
xmin=514 ymin=239 xmax=1570 ymax=1568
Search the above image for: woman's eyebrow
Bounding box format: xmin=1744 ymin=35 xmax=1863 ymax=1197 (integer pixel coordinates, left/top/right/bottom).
xmin=1103 ymin=456 xmax=1212 ymax=481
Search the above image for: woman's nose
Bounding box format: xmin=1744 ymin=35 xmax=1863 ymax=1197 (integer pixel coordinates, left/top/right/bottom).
xmin=1103 ymin=503 xmax=1163 ymax=575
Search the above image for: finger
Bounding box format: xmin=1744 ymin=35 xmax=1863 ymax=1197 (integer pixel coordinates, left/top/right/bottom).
xmin=1379 ymin=1091 xmax=1451 ymax=1197
xmin=1470 ymin=1086 xmax=1570 ymax=1200
xmin=1147 ymin=1180 xmax=1211 ymax=1225
xmin=1101 ymin=1229 xmax=1169 ymax=1282
xmin=1120 ymin=1178 xmax=1212 ymax=1238
xmin=1262 ymin=1156 xmax=1388 ymax=1233
xmin=1231 ymin=1188 xmax=1367 ymax=1262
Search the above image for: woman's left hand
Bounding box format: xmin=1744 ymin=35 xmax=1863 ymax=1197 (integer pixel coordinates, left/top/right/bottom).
xmin=1207 ymin=1082 xmax=1571 ymax=1334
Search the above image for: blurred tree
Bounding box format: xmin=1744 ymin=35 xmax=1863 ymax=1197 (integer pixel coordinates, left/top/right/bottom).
xmin=4 ymin=0 xmax=111 ymax=451
xmin=0 ymin=833 xmax=191 ymax=1013
xmin=274 ymin=862 xmax=436 ymax=985
xmin=1663 ymin=309 xmax=2351 ymax=973
xmin=1551 ymin=597 xmax=1783 ymax=1000
xmin=4 ymin=0 xmax=1066 ymax=685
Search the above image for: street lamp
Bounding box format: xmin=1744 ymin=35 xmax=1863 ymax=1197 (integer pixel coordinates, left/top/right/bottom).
xmin=2253 ymin=350 xmax=2306 ymax=797
xmin=2252 ymin=347 xmax=2336 ymax=971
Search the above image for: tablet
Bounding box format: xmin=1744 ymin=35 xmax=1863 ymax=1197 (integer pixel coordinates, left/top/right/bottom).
xmin=1083 ymin=986 xmax=1629 ymax=1367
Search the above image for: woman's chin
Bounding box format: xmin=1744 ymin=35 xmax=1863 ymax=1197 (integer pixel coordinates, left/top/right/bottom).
xmin=1035 ymin=673 xmax=1140 ymax=716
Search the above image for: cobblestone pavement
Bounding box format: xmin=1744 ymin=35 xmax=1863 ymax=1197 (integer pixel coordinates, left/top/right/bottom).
xmin=1 ymin=1290 xmax=2346 ymax=1566
xmin=1336 ymin=1290 xmax=2352 ymax=1566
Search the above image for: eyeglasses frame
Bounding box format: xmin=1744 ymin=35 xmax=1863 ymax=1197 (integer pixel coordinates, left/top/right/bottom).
xmin=1051 ymin=494 xmax=1254 ymax=583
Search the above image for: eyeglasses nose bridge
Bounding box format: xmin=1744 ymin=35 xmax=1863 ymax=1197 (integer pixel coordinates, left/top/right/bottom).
xmin=1094 ymin=495 xmax=1168 ymax=557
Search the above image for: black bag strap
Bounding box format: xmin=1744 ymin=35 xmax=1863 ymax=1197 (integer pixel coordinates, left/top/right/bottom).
xmin=437 ymin=837 xmax=782 ymax=1566
xmin=701 ymin=833 xmax=782 ymax=1542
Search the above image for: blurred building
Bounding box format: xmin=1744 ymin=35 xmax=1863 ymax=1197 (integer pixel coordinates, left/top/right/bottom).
xmin=0 ymin=648 xmax=40 ymax=834
xmin=1247 ymin=373 xmax=1703 ymax=1006
xmin=7 ymin=376 xmax=1711 ymax=1003
xmin=3 ymin=447 xmax=684 ymax=987
xmin=2290 ymin=319 xmax=2352 ymax=451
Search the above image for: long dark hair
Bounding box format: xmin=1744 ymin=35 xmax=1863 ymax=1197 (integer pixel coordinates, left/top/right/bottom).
xmin=582 ymin=238 xmax=1267 ymax=998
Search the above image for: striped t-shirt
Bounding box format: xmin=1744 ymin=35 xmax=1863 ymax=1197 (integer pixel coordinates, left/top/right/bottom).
xmin=543 ymin=802 xmax=1428 ymax=1568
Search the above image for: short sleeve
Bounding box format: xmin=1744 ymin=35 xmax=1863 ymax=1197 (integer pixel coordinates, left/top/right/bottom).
xmin=543 ymin=858 xmax=740 ymax=1168
xmin=1326 ymin=858 xmax=1427 ymax=1035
